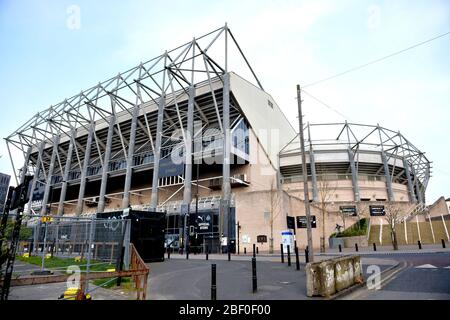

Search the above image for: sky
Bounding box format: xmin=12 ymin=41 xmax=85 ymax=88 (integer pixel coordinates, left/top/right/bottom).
xmin=0 ymin=0 xmax=449 ymax=203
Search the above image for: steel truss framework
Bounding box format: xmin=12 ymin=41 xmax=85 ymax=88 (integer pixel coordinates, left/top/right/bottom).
xmin=4 ymin=24 xmax=261 ymax=233
xmin=279 ymin=121 xmax=432 ymax=203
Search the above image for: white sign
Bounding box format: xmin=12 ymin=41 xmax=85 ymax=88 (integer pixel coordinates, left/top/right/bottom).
xmin=281 ymin=230 xmax=295 ymax=252
xmin=242 ymin=234 xmax=251 ymax=244
xmin=221 ymin=237 xmax=228 ymax=246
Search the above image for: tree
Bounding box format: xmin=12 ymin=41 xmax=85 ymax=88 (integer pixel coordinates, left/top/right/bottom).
xmin=316 ymin=173 xmax=337 ymax=253
xmin=384 ymin=202 xmax=406 ymax=250
xmin=355 ymin=201 xmax=370 ymax=230
xmin=268 ymin=179 xmax=281 ymax=254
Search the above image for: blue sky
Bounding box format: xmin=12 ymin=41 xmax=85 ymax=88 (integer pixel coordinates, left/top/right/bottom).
xmin=0 ymin=0 xmax=449 ymax=203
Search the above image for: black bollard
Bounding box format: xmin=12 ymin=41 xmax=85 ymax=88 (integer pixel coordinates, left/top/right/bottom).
xmin=244 ymin=247 xmax=247 ymax=255
xmin=256 ymin=247 xmax=259 ymax=255
xmin=206 ymin=250 xmax=209 ymax=260
xmin=252 ymin=257 xmax=257 ymax=293
xmin=211 ymin=264 xmax=217 ymax=300
xmin=295 ymin=246 xmax=300 ymax=270
xmin=228 ymin=250 xmax=231 ymax=261
xmin=338 ymin=244 xmax=342 ymax=253
xmin=418 ymin=240 xmax=422 ymax=250
xmin=280 ymin=244 xmax=284 ymax=263
xmin=167 ymin=246 xmax=171 ymax=259
xmin=305 ymin=248 xmax=309 ymax=264
xmin=373 ymin=243 xmax=377 ymax=251
xmin=287 ymin=245 xmax=291 ymax=267
xmin=442 ymin=239 xmax=446 ymax=249
xmin=355 ymin=243 xmax=359 ymax=252
xmin=253 ymin=244 xmax=256 ymax=258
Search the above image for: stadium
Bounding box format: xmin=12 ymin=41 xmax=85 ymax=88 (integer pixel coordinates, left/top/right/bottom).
xmin=4 ymin=25 xmax=438 ymax=252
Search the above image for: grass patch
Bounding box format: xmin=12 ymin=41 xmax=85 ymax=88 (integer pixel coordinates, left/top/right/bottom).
xmin=92 ymin=277 xmax=132 ymax=289
xmin=16 ymin=255 xmax=114 ymax=272
xmin=330 ymin=218 xmax=368 ymax=238
xmin=16 ymin=255 xmax=133 ymax=290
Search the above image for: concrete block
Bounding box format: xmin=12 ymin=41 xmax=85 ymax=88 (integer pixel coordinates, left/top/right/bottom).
xmin=306 ymin=255 xmax=363 ymax=297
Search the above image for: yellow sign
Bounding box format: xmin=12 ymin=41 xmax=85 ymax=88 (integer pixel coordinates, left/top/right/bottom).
xmin=41 ymin=216 xmax=53 ymax=223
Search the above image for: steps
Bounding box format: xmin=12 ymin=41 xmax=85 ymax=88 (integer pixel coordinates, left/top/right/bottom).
xmin=368 ymin=219 xmax=450 ymax=246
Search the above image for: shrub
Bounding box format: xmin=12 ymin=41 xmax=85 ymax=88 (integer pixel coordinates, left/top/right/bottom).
xmin=330 ymin=218 xmax=368 ymax=238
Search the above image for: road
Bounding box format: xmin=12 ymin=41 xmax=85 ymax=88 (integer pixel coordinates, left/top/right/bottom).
xmin=341 ymin=252 xmax=450 ymax=300
xmin=147 ymin=255 xmax=392 ymax=300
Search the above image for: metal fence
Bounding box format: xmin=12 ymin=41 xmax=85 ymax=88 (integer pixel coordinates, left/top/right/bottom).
xmin=17 ymin=216 xmax=131 ymax=267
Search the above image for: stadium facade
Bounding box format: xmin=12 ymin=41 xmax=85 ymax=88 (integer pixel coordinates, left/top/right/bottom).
xmin=4 ymin=25 xmax=432 ymax=251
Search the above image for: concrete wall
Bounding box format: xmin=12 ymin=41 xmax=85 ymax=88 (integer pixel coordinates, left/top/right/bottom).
xmin=428 ymin=196 xmax=450 ymax=218
xmin=282 ymin=179 xmax=410 ymax=203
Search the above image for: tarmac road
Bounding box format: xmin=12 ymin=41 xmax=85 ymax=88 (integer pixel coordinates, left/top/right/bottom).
xmin=147 ymin=256 xmax=392 ymax=300
xmin=341 ymin=252 xmax=450 ymax=300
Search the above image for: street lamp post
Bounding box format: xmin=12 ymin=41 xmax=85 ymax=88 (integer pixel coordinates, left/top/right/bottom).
xmin=296 ymin=85 xmax=314 ymax=262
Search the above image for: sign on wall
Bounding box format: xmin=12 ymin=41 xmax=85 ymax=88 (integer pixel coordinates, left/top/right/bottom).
xmin=286 ymin=216 xmax=296 ymax=230
xmin=296 ymin=215 xmax=317 ymax=228
xmin=339 ymin=206 xmax=358 ymax=216
xmin=257 ymin=235 xmax=267 ymax=243
xmin=369 ymin=205 xmax=385 ymax=216
xmin=190 ymin=212 xmax=213 ymax=234
xmin=242 ymin=234 xmax=251 ymax=244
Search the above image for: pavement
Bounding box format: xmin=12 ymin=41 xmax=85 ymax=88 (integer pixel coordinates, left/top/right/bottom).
xmin=319 ymin=243 xmax=450 ymax=255
xmin=146 ymin=254 xmax=394 ymax=300
xmin=7 ymin=261 xmax=136 ymax=300
xmin=7 ymin=245 xmax=450 ymax=300
xmin=8 ymin=281 xmax=134 ymax=300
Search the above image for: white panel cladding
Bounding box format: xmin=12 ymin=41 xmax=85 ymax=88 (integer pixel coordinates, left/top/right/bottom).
xmin=280 ymin=150 xmax=406 ymax=168
xmin=387 ymin=156 xmax=405 ymax=168
xmin=279 ymin=154 xmax=310 ymax=167
xmin=229 ymin=72 xmax=296 ymax=166
xmin=314 ymin=151 xmax=348 ymax=163
xmin=357 ymin=152 xmax=382 ymax=164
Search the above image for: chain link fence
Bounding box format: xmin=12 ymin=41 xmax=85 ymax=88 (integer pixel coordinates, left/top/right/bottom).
xmin=17 ymin=215 xmax=131 ymax=267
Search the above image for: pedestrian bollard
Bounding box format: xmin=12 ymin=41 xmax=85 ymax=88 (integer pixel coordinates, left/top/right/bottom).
xmin=206 ymin=250 xmax=209 ymax=260
xmin=253 ymin=244 xmax=256 ymax=258
xmin=211 ymin=264 xmax=217 ymax=300
xmin=244 ymin=247 xmax=247 ymax=255
xmin=373 ymin=243 xmax=377 ymax=251
xmin=167 ymin=246 xmax=171 ymax=259
xmin=355 ymin=243 xmax=359 ymax=252
xmin=256 ymin=247 xmax=259 ymax=255
xmin=418 ymin=240 xmax=422 ymax=250
xmin=287 ymin=245 xmax=291 ymax=266
xmin=442 ymin=239 xmax=446 ymax=249
xmin=295 ymin=246 xmax=300 ymax=270
xmin=338 ymin=244 xmax=342 ymax=253
xmin=252 ymin=258 xmax=257 ymax=293
xmin=280 ymin=244 xmax=284 ymax=263
xmin=186 ymin=248 xmax=189 ymax=260
xmin=305 ymin=248 xmax=309 ymax=264
xmin=228 ymin=250 xmax=231 ymax=261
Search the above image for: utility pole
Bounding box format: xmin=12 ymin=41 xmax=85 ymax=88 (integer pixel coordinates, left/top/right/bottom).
xmin=296 ymin=85 xmax=314 ymax=262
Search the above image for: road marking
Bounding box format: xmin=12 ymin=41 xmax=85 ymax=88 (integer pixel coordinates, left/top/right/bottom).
xmin=415 ymin=264 xmax=437 ymax=269
xmin=444 ymin=266 xmax=450 ymax=269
